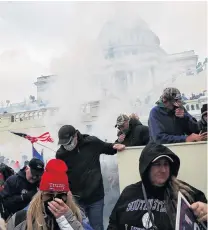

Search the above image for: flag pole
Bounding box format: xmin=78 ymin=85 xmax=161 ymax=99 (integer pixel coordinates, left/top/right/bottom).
xmin=35 ymin=142 xmax=56 ymax=153
xmin=32 ymin=143 xmax=33 ymax=159
xmin=41 ymin=148 xmax=44 ymax=163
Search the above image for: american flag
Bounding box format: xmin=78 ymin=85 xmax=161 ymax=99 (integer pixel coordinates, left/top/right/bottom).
xmin=10 ymin=131 xmax=54 ymax=144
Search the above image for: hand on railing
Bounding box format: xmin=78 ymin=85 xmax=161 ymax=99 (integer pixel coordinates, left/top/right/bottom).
xmin=186 ymin=132 xmax=207 ymax=142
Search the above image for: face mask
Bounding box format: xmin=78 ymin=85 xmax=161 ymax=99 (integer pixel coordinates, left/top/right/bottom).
xmin=64 ymin=136 xmax=77 ymax=151
xmin=44 ymin=198 xmax=54 ymax=217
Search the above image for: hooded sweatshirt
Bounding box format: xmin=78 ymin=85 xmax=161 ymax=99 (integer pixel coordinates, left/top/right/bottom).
xmin=107 ymin=142 xmax=207 ymax=230
xmin=115 ymin=118 xmax=149 ymax=146
xmin=198 ymin=104 xmax=207 ymax=134
xmin=148 ymin=102 xmax=199 ymax=144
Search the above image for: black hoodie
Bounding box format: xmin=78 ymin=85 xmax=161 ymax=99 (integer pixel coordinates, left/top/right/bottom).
xmin=197 ymin=104 xmax=207 ymax=133
xmin=115 ymin=118 xmax=149 ymax=146
xmin=56 ymin=131 xmax=117 ymax=205
xmin=107 ymin=142 xmax=207 ymax=230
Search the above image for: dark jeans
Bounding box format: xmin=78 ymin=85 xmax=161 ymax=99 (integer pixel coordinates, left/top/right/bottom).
xmin=79 ymin=198 xmax=104 ymax=230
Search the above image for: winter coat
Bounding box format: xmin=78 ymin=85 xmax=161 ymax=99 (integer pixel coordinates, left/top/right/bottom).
xmin=148 ymin=105 xmax=199 ymax=144
xmin=115 ymin=118 xmax=149 ymax=146
xmin=107 ymin=142 xmax=207 ymax=230
xmin=56 ymin=132 xmax=117 ymax=205
xmin=0 ymin=168 xmax=38 ymax=220
xmin=6 ymin=209 xmax=84 ymax=230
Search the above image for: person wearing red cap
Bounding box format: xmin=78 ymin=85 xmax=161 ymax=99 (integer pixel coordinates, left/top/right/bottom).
xmin=7 ymin=159 xmax=85 ymax=230
xmin=56 ymin=125 xmax=125 ymax=230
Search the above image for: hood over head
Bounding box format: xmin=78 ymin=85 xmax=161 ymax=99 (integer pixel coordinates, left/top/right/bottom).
xmin=139 ymin=142 xmax=180 ymax=180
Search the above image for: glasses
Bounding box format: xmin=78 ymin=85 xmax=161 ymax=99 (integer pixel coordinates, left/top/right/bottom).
xmin=42 ymin=192 xmax=68 ymax=202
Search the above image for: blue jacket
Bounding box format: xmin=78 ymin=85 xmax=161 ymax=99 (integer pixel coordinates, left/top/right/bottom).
xmin=148 ymin=106 xmax=199 ymax=144
xmin=0 ymin=168 xmax=38 ymax=220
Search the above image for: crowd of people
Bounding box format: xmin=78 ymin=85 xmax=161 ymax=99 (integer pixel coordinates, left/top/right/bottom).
xmin=182 ymin=91 xmax=207 ymax=101
xmin=0 ymin=87 xmax=207 ymax=230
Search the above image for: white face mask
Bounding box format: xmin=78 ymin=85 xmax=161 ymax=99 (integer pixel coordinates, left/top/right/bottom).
xmin=63 ymin=137 xmax=77 ymax=151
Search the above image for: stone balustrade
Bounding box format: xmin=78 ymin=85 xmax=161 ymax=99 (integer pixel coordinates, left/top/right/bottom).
xmin=117 ymin=141 xmax=207 ymax=195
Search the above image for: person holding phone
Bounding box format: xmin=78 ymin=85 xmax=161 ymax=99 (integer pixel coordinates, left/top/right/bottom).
xmin=148 ymin=87 xmax=206 ymax=144
xmin=6 ymin=159 xmax=85 ymax=230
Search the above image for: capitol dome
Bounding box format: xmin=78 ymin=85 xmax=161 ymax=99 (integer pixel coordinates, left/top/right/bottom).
xmin=98 ymin=17 xmax=161 ymax=50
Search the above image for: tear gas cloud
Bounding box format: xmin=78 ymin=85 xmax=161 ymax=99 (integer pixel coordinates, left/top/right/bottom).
xmin=37 ymin=3 xmax=206 ymax=228
xmin=1 ymin=2 xmax=206 ymax=229
xmin=43 ymin=2 xmax=202 ymax=142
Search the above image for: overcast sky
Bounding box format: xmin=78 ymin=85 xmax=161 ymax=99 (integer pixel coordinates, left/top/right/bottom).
xmin=0 ymin=1 xmax=207 ymax=103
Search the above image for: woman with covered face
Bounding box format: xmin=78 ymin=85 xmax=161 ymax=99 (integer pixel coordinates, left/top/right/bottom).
xmin=107 ymin=142 xmax=207 ymax=230
xmin=6 ymin=159 xmax=86 ymax=230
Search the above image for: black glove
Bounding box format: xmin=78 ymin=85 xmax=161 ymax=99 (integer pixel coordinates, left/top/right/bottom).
xmin=22 ymin=190 xmax=37 ymax=202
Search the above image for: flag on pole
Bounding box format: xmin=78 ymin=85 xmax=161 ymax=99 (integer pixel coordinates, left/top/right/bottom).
xmin=10 ymin=131 xmax=54 ymax=144
xmin=32 ymin=145 xmax=44 ymax=162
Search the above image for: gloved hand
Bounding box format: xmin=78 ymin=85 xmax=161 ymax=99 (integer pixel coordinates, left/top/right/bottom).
xmin=22 ymin=190 xmax=37 ymax=202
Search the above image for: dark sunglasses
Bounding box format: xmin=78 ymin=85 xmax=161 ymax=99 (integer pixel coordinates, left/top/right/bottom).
xmin=42 ymin=192 xmax=68 ymax=202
